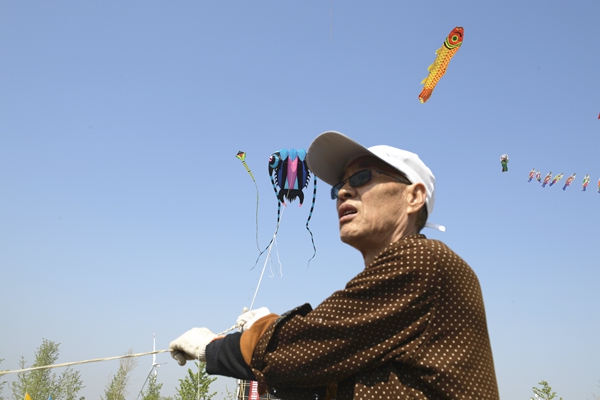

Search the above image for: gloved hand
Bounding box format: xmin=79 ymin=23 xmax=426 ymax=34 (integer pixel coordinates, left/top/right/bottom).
xmin=236 ymin=307 xmax=271 ymax=332
xmin=169 ymin=327 xmax=217 ymax=366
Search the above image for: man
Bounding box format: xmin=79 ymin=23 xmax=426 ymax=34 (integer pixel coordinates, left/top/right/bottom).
xmin=170 ymin=131 xmax=499 ymax=399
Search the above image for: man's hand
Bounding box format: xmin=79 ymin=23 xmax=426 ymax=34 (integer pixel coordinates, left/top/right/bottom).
xmin=169 ymin=327 xmax=217 ymax=365
xmin=236 ymin=307 xmax=271 ymax=331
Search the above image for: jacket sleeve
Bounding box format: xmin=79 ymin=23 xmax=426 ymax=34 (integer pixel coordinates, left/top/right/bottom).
xmin=250 ymin=238 xmax=440 ymax=390
xmin=205 ymin=333 xmax=255 ymax=380
xmin=204 ymin=313 xmax=280 ymax=380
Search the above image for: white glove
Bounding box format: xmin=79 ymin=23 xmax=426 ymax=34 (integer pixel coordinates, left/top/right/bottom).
xmin=236 ymin=307 xmax=271 ymax=332
xmin=169 ymin=327 xmax=217 ymax=366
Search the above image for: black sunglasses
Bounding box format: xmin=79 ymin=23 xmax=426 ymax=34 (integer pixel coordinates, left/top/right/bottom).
xmin=331 ymin=169 xmax=412 ymax=199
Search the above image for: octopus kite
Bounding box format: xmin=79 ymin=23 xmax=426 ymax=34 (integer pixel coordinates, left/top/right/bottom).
xmin=419 ymin=26 xmax=464 ymax=103
xmin=254 ymin=148 xmax=317 ymax=266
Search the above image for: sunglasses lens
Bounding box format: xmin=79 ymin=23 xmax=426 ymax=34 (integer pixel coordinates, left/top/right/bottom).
xmin=350 ymin=170 xmax=372 ymax=187
xmin=330 ymin=184 xmax=341 ymax=199
xmin=331 ymin=170 xmax=373 ymax=199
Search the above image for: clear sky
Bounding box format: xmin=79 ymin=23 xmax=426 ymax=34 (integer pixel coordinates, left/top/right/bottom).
xmin=1 ymin=1 xmax=599 ymax=399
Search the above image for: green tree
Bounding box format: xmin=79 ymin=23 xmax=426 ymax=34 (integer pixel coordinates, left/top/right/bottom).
xmin=1 ymin=358 xmax=7 ymax=400
xmin=10 ymin=339 xmax=84 ymax=400
xmin=140 ymin=373 xmax=162 ymax=400
xmin=101 ymin=351 xmax=138 ymax=400
xmin=531 ymin=380 xmax=563 ymax=400
xmin=174 ymin=362 xmax=216 ymax=400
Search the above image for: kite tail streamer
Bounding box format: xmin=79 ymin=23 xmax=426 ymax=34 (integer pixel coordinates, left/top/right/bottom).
xmin=252 ymin=171 xmax=286 ymax=269
xmin=305 ymin=176 xmax=317 ymax=267
xmin=252 ymin=198 xmax=283 ymax=269
xmin=236 ymin=151 xmax=261 ymax=251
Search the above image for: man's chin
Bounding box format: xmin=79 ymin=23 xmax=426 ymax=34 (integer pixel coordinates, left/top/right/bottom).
xmin=339 ymin=231 xmax=361 ymax=247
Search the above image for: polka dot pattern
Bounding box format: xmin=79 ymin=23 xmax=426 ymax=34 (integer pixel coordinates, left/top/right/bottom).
xmin=251 ymin=234 xmax=499 ymax=399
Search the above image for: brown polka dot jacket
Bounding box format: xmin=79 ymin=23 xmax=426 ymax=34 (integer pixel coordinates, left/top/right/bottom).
xmin=209 ymin=234 xmax=500 ymax=399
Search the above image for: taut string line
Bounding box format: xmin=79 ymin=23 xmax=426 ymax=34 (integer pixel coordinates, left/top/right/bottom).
xmin=0 ymin=349 xmax=170 ymax=375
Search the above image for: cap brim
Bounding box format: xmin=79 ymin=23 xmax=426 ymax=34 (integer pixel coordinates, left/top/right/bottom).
xmin=307 ymin=131 xmax=374 ymax=186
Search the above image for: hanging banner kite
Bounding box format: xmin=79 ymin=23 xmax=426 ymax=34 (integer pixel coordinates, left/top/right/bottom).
xmin=548 ymin=172 xmax=564 ymax=187
xmin=541 ymin=172 xmax=552 ymax=188
xmin=254 ymin=148 xmax=317 ymax=267
xmin=582 ymin=174 xmax=590 ymax=191
xmin=419 ymin=26 xmax=464 ymax=103
xmin=500 ymin=154 xmax=509 ymax=172
xmin=562 ymin=173 xmax=576 ymax=190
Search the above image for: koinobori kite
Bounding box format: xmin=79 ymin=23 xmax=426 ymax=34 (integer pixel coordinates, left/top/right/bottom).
xmin=419 ymin=26 xmax=464 ymax=103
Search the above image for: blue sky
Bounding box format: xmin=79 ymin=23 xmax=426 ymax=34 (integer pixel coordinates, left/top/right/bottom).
xmin=1 ymin=1 xmax=599 ymax=399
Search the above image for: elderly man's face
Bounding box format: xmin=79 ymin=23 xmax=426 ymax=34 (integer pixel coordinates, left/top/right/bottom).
xmin=336 ymin=157 xmax=411 ymax=252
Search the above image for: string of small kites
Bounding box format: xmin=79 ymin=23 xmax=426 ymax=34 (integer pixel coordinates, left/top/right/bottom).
xmin=525 ymin=169 xmax=597 ymax=192
xmin=500 ymin=155 xmax=598 ymax=193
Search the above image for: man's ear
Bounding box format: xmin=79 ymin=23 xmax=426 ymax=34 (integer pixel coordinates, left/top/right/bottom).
xmin=405 ymin=183 xmax=427 ymax=215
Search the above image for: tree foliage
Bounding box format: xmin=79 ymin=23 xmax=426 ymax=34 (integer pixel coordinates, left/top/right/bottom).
xmin=9 ymin=339 xmax=84 ymax=400
xmin=531 ymin=380 xmax=563 ymax=400
xmin=100 ymin=350 xmax=138 ymax=400
xmin=141 ymin=373 xmax=163 ymax=400
xmin=1 ymin=358 xmax=7 ymax=400
xmin=174 ymin=362 xmax=216 ymax=400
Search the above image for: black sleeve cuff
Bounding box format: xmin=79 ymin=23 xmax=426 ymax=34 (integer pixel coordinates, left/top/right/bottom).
xmin=205 ymin=332 xmax=256 ymax=380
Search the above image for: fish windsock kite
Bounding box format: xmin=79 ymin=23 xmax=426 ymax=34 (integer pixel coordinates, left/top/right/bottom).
xmin=419 ymin=26 xmax=464 ymax=103
xmin=541 ymin=172 xmax=552 ymax=188
xmin=549 ymin=172 xmax=564 ymax=187
xmin=254 ymin=148 xmax=317 ymax=266
xmin=500 ymin=154 xmax=509 ymax=172
xmin=598 ymin=178 xmax=600 ymax=194
xmin=535 ymin=170 xmax=542 ymax=182
xmin=528 ymin=168 xmax=535 ymax=182
xmin=582 ymin=174 xmax=590 ymax=191
xmin=562 ymin=173 xmax=576 ymax=190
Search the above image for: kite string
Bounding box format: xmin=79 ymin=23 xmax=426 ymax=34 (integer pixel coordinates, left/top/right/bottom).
xmin=250 ymin=206 xmax=285 ymax=311
xmin=1 ymin=318 xmax=244 ymax=377
xmin=0 ymin=349 xmax=170 ymax=375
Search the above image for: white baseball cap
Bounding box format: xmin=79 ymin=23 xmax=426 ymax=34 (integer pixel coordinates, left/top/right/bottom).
xmin=307 ymin=131 xmax=444 ymax=231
